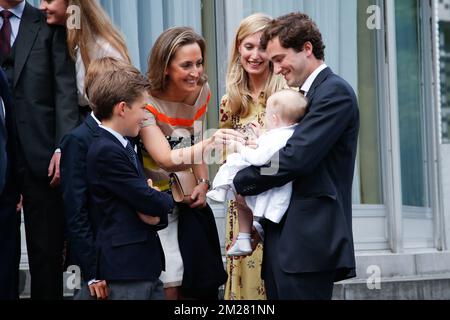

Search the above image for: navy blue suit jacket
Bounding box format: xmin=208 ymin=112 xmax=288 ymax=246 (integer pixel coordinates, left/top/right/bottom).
xmin=0 ymin=70 xmax=8 ymax=193
xmin=0 ymin=69 xmax=15 ymax=195
xmin=234 ymin=67 xmax=359 ymax=282
xmin=60 ymin=115 xmax=100 ymax=281
xmin=87 ymin=128 xmax=174 ymax=281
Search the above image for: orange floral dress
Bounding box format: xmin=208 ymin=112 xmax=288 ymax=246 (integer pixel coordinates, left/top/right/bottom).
xmin=219 ymin=94 xmax=267 ymax=300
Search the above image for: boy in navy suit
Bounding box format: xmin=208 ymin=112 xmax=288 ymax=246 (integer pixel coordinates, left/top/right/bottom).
xmin=61 ymin=57 xmax=158 ymax=300
xmin=86 ymin=66 xmax=174 ymax=300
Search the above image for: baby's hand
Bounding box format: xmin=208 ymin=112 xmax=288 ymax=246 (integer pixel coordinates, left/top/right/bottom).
xmin=244 ymin=138 xmax=258 ymax=149
xmin=249 ymin=121 xmax=262 ymax=138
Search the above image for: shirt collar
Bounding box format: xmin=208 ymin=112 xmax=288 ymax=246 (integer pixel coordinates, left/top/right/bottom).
xmin=91 ymin=112 xmax=101 ymax=125
xmin=0 ymin=0 xmax=26 ymax=19
xmin=99 ymin=125 xmax=128 ymax=148
xmin=300 ymin=63 xmax=327 ymax=95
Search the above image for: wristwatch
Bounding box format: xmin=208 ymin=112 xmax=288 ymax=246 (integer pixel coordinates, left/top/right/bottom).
xmin=197 ymin=178 xmax=211 ymax=190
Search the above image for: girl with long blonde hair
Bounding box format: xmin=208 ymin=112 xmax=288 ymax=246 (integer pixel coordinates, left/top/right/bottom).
xmin=40 ymin=0 xmax=131 ymax=113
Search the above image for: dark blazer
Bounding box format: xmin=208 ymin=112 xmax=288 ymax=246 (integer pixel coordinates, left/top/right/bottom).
xmin=87 ymin=129 xmax=174 ymax=281
xmin=0 ymin=70 xmax=9 ymax=193
xmin=0 ymin=69 xmax=19 ymax=300
xmin=60 ymin=115 xmax=100 ymax=281
xmin=0 ymin=113 xmax=4 ymax=193
xmin=234 ymin=67 xmax=359 ymax=282
xmin=0 ymin=68 xmax=16 ymax=195
xmin=9 ymin=3 xmax=78 ymax=178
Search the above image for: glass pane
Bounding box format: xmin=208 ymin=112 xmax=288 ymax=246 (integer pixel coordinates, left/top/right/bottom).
xmin=395 ymin=0 xmax=430 ymax=208
xmin=356 ymin=0 xmax=383 ymax=204
xmin=439 ymin=20 xmax=450 ymax=144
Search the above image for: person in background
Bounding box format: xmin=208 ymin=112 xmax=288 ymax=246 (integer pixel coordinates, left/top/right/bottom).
xmin=0 ymin=69 xmax=9 ymax=194
xmin=0 ymin=0 xmax=78 ymax=300
xmin=40 ymin=0 xmax=131 ymax=118
xmin=218 ymin=13 xmax=286 ymax=300
xmin=0 ymin=67 xmax=20 ymax=300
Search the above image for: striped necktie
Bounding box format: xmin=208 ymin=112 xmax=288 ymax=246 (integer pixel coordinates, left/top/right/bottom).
xmin=125 ymin=140 xmax=137 ymax=169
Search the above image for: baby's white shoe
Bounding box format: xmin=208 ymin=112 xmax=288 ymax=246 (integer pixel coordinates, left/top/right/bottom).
xmin=226 ymin=238 xmax=252 ymax=256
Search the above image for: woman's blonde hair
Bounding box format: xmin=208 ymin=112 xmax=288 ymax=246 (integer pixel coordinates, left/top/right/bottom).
xmin=147 ymin=27 xmax=207 ymax=92
xmin=226 ymin=13 xmax=285 ymax=117
xmin=66 ymin=0 xmax=131 ymax=69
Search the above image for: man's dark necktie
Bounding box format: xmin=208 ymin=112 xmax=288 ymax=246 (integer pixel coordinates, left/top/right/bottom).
xmin=0 ymin=10 xmax=13 ymax=58
xmin=125 ymin=141 xmax=138 ymax=169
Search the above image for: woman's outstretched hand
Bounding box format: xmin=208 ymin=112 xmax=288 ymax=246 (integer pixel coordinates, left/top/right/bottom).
xmin=210 ymin=129 xmax=246 ymax=147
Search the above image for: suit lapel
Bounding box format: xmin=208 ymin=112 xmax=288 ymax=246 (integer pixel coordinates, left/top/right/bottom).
xmin=13 ymin=3 xmax=41 ymax=88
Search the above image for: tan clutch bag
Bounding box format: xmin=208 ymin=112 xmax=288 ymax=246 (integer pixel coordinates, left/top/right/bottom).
xmin=169 ymin=171 xmax=197 ymax=203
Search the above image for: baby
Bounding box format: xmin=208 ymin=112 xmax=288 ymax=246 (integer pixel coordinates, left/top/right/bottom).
xmin=207 ymin=89 xmax=308 ymax=256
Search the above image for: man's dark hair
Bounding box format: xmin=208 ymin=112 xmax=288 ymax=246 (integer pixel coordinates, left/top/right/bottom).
xmin=260 ymin=12 xmax=325 ymax=60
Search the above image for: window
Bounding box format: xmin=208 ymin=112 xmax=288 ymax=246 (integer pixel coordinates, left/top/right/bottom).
xmin=438 ymin=0 xmax=450 ymax=143
xmin=356 ymin=0 xmax=383 ymax=205
xmin=395 ymin=0 xmax=431 ymax=210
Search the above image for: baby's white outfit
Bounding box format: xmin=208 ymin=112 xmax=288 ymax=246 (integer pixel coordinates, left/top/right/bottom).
xmin=207 ymin=124 xmax=297 ymax=224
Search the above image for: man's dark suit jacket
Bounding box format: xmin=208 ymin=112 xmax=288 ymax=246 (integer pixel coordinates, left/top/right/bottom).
xmin=6 ymin=2 xmax=78 ymax=177
xmin=234 ymin=67 xmax=359 ymax=282
xmin=87 ymin=129 xmax=174 ymax=281
xmin=0 ymin=67 xmax=19 ymax=300
xmin=60 ymin=115 xmax=100 ymax=281
xmin=0 ymin=70 xmax=10 ymax=193
xmin=0 ymin=68 xmax=17 ymax=197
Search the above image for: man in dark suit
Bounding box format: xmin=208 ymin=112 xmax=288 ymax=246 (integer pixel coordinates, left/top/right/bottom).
xmin=233 ymin=12 xmax=359 ymax=300
xmin=86 ymin=67 xmax=174 ymax=300
xmin=0 ymin=68 xmax=20 ymax=300
xmin=0 ymin=0 xmax=79 ymax=299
